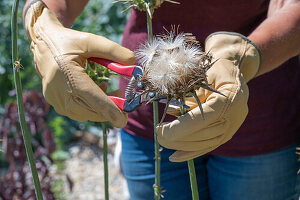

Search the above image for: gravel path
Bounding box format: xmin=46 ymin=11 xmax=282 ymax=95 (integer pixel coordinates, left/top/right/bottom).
xmin=50 ymin=131 xmax=129 ymax=200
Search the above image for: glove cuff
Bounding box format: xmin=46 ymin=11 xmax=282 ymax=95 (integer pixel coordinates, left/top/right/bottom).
xmin=205 ymin=32 xmax=262 ymax=82
xmin=23 ymin=0 xmax=45 ymax=20
xmin=23 ymin=0 xmax=47 ymax=39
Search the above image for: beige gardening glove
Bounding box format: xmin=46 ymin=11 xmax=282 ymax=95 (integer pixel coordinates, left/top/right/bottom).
xmin=157 ymin=32 xmax=261 ymax=162
xmin=23 ymin=1 xmax=136 ymax=128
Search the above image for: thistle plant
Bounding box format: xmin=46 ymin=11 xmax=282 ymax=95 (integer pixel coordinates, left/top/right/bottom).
xmin=114 ymin=1 xmax=211 ymax=199
xmin=136 ymin=28 xmax=221 ymax=200
xmin=115 ymin=1 xmax=173 ymax=199
xmin=136 ymin=28 xmax=219 ymax=123
xmin=137 ymin=27 xmax=212 ymax=200
xmin=115 ymin=1 xmax=178 ymax=199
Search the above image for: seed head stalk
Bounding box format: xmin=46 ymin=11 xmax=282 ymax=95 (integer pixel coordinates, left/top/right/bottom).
xmin=187 ymin=160 xmax=199 ymax=200
xmin=180 ymin=102 xmax=199 ymax=200
xmin=11 ymin=0 xmax=43 ymax=199
xmin=102 ymin=123 xmax=109 ymax=200
xmin=146 ymin=6 xmax=162 ymax=200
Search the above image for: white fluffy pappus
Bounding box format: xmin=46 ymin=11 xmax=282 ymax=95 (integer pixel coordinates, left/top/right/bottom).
xmin=136 ymin=33 xmax=205 ymax=95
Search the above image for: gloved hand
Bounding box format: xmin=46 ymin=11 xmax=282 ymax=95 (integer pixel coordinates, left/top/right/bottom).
xmin=157 ymin=32 xmax=261 ymax=162
xmin=23 ymin=0 xmax=135 ymax=128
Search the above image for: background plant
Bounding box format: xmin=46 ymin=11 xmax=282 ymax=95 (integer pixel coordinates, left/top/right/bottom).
xmin=0 ymin=90 xmax=56 ymax=199
xmin=0 ymin=0 xmax=128 ymax=111
xmin=1 ymin=0 xmax=129 ymax=199
xmin=0 ymin=0 xmax=129 ymax=149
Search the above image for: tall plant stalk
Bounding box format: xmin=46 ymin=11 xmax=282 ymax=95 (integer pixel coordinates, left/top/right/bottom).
xmin=146 ymin=5 xmax=161 ymax=200
xmin=187 ymin=160 xmax=199 ymax=200
xmin=102 ymin=123 xmax=109 ymax=200
xmin=11 ymin=0 xmax=44 ymax=199
xmin=180 ymin=103 xmax=199 ymax=200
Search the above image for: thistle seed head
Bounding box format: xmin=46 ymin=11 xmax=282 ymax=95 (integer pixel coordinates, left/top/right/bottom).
xmin=137 ymin=31 xmax=211 ymax=98
xmin=136 ymin=29 xmax=218 ymax=123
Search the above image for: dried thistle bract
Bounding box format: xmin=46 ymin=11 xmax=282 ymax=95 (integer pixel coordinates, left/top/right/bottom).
xmin=114 ymin=0 xmax=179 ymax=17
xmin=136 ymin=28 xmax=221 ymax=123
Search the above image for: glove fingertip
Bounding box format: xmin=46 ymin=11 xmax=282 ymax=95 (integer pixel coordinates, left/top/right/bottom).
xmin=169 ymin=152 xmax=186 ymax=163
xmin=169 ymin=150 xmax=208 ymax=163
xmin=166 ymin=104 xmax=181 ymax=117
xmin=122 ymin=50 xmax=136 ymax=65
xmin=155 ymin=124 xmax=163 ymax=134
xmin=111 ymin=112 xmax=128 ymax=128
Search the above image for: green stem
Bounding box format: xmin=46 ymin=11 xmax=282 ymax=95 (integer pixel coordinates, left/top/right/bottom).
xmin=153 ymin=101 xmax=161 ymax=199
xmin=146 ymin=7 xmax=153 ymax=42
xmin=180 ymin=101 xmax=199 ymax=200
xmin=146 ymin=6 xmax=161 ymax=200
xmin=187 ymin=160 xmax=199 ymax=200
xmin=102 ymin=123 xmax=109 ymax=200
xmin=11 ymin=1 xmax=43 ymax=200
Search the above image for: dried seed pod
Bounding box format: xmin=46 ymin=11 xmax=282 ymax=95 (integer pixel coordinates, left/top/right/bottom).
xmin=136 ymin=29 xmax=220 ymax=123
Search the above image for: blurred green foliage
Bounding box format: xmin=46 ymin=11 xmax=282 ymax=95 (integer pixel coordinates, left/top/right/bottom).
xmin=0 ymin=0 xmax=129 ymax=165
xmin=0 ymin=1 xmax=129 ymax=198
xmin=74 ymin=0 xmax=128 ymax=43
xmin=0 ymin=0 xmax=128 ymax=118
xmin=0 ymin=0 xmax=38 ymax=109
xmin=0 ymin=0 xmax=128 ymax=107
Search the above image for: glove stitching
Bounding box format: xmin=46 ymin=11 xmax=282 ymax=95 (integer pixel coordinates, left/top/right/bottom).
xmin=53 ymin=56 xmax=100 ymax=118
xmin=172 ymin=36 xmax=250 ymax=162
xmin=25 ymin=1 xmax=128 ymax=126
xmin=215 ymin=69 xmax=239 ymax=122
xmin=56 ymin=55 xmax=75 ymax=92
xmin=35 ymin=14 xmax=62 ymax=56
xmin=58 ymin=56 xmax=123 ymax=122
xmin=218 ymin=35 xmax=246 ymax=122
xmin=216 ymin=40 xmax=247 ymax=146
xmin=34 ymin=12 xmax=84 ymax=115
xmin=34 ymin=9 xmax=75 ymax=95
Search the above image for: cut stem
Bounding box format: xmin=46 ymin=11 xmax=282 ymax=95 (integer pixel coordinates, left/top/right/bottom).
xmin=102 ymin=123 xmax=109 ymax=200
xmin=180 ymin=99 xmax=199 ymax=200
xmin=146 ymin=5 xmax=161 ymax=200
xmin=11 ymin=1 xmax=43 ymax=199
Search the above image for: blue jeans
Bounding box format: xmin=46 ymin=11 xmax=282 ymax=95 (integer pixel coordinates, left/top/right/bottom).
xmin=120 ymin=129 xmax=300 ymax=200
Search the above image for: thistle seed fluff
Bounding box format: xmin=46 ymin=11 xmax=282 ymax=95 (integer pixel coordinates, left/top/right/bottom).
xmin=137 ymin=33 xmax=209 ymax=96
xmin=136 ymin=31 xmax=218 ymax=123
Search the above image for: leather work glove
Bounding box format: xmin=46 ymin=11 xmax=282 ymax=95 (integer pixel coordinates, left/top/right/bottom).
xmin=157 ymin=32 xmax=261 ymax=162
xmin=23 ymin=0 xmax=135 ymax=128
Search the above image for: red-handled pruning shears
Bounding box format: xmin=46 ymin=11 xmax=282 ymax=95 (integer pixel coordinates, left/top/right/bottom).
xmin=88 ymin=57 xmax=144 ymax=112
xmin=88 ymin=57 xmax=187 ymax=112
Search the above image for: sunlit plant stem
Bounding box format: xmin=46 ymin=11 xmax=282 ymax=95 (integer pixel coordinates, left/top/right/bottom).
xmin=103 ymin=123 xmax=109 ymax=200
xmin=180 ymin=102 xmax=199 ymax=200
xmin=11 ymin=0 xmax=43 ymax=199
xmin=145 ymin=5 xmax=161 ymax=200
xmin=187 ymin=160 xmax=199 ymax=200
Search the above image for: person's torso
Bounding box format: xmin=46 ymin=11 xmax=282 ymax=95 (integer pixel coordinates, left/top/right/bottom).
xmin=119 ymin=0 xmax=300 ymax=156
